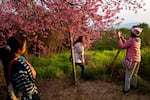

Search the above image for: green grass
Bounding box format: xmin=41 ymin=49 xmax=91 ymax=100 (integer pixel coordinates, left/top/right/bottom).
xmin=29 ymin=49 xmax=150 ymax=91
xmin=140 ymin=48 xmax=150 ymax=81
xmin=29 ymin=52 xmax=73 ymax=80
xmin=29 ymin=50 xmax=118 ymax=80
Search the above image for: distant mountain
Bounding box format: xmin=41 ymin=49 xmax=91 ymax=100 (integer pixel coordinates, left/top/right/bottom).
xmin=118 ymin=22 xmax=150 ymax=29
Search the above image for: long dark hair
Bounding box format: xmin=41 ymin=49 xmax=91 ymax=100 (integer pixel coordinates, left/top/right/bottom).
xmin=0 ymin=34 xmax=26 ymax=84
xmin=74 ymin=36 xmax=84 ymax=45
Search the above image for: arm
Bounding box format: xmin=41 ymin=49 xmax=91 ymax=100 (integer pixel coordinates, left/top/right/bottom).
xmin=19 ymin=55 xmax=36 ymax=79
xmin=26 ymin=61 xmax=36 ymax=79
xmin=120 ymin=37 xmax=127 ymax=43
xmin=11 ymin=62 xmax=37 ymax=95
xmin=117 ymin=31 xmax=127 ymax=43
xmin=118 ymin=38 xmax=132 ymax=49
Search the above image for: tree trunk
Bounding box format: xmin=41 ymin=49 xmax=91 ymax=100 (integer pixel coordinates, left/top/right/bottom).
xmin=69 ymin=31 xmax=77 ymax=85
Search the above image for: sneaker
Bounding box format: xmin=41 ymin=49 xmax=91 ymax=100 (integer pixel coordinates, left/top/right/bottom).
xmin=123 ymin=90 xmax=129 ymax=95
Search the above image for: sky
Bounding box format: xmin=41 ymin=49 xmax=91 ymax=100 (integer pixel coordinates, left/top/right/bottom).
xmin=118 ymin=0 xmax=150 ymax=28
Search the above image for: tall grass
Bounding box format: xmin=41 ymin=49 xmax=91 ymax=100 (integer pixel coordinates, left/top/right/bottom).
xmin=29 ymin=52 xmax=73 ymax=80
xmin=29 ymin=48 xmax=150 ymax=84
xmin=140 ymin=48 xmax=150 ymax=81
xmin=29 ymin=50 xmax=115 ymax=80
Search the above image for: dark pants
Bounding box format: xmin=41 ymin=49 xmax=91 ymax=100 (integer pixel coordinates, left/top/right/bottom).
xmin=75 ymin=63 xmax=86 ymax=79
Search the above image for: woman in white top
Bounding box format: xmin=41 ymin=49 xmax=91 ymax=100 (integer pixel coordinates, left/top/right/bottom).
xmin=74 ymin=36 xmax=86 ymax=80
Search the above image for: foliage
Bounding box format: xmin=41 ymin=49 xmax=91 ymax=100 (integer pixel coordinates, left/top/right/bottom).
xmin=29 ymin=52 xmax=72 ymax=79
xmin=29 ymin=48 xmax=150 ymax=81
xmin=28 ymin=48 xmax=150 ymax=91
xmin=0 ymin=0 xmax=145 ymax=55
xmin=140 ymin=48 xmax=150 ymax=81
xmin=132 ymin=23 xmax=150 ymax=47
xmin=92 ymin=30 xmax=118 ymax=50
xmin=92 ymin=38 xmax=118 ymax=50
xmin=137 ymin=23 xmax=149 ymax=29
xmin=139 ymin=24 xmax=150 ymax=47
xmin=27 ymin=50 xmax=114 ymax=79
xmin=92 ymin=23 xmax=150 ymax=50
xmin=118 ymin=28 xmax=130 ymax=38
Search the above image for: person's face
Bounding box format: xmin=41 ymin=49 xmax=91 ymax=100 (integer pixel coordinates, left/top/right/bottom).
xmin=18 ymin=41 xmax=27 ymax=55
xmin=82 ymin=37 xmax=85 ymax=43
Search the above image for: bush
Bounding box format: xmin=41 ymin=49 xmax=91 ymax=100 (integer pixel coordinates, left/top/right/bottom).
xmin=140 ymin=48 xmax=150 ymax=81
xmin=92 ymin=39 xmax=118 ymax=50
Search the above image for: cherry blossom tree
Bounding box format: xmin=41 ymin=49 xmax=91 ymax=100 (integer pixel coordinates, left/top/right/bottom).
xmin=0 ymin=0 xmax=145 ymax=52
xmin=0 ymin=0 xmax=145 ymax=83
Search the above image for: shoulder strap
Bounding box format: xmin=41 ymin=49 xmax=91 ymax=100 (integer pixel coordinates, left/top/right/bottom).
xmin=8 ymin=59 xmax=17 ymax=84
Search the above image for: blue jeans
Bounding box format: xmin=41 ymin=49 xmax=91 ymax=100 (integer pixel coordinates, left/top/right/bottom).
xmin=75 ymin=63 xmax=86 ymax=79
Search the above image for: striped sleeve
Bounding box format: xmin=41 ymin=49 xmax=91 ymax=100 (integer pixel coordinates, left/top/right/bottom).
xmin=18 ymin=59 xmax=33 ymax=79
xmin=11 ymin=62 xmax=37 ymax=95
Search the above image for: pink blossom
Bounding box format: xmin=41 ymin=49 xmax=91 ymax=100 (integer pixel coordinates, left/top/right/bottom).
xmin=0 ymin=0 xmax=145 ymax=54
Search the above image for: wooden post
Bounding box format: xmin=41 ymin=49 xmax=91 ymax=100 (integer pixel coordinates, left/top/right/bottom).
xmin=111 ymin=49 xmax=121 ymax=66
xmin=69 ymin=31 xmax=77 ymax=85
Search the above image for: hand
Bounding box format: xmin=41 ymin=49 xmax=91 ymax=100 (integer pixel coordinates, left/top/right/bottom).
xmin=118 ymin=31 xmax=124 ymax=39
xmin=82 ymin=61 xmax=85 ymax=65
xmin=118 ymin=31 xmax=121 ymax=38
xmin=118 ymin=31 xmax=123 ymax=38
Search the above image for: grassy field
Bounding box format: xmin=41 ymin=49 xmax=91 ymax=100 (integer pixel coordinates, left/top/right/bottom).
xmin=29 ymin=48 xmax=150 ymax=82
xmin=0 ymin=48 xmax=150 ymax=99
xmin=28 ymin=48 xmax=150 ymax=93
xmin=29 ymin=50 xmax=119 ymax=80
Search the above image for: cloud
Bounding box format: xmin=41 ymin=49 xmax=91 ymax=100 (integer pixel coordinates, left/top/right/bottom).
xmin=118 ymin=0 xmax=150 ymax=24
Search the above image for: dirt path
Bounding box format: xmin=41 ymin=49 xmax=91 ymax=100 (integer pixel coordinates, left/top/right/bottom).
xmin=0 ymin=61 xmax=150 ymax=100
xmin=37 ymin=79 xmax=150 ymax=100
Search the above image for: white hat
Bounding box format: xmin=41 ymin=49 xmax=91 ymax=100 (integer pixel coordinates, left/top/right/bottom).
xmin=131 ymin=27 xmax=143 ymax=36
